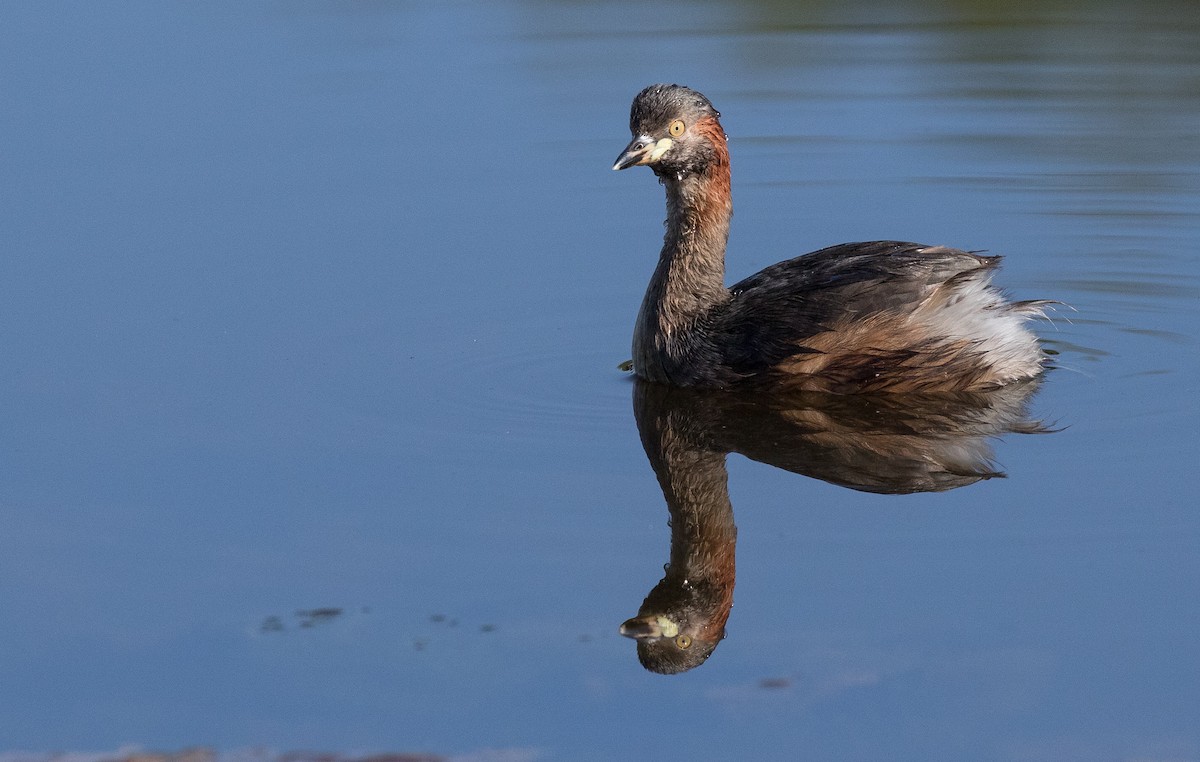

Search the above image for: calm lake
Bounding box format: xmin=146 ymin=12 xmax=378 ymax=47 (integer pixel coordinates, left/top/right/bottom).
xmin=1 ymin=1 xmax=1198 ymax=760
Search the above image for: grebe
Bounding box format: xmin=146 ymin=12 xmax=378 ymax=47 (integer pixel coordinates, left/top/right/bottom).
xmin=613 ymin=84 xmax=1050 ymax=393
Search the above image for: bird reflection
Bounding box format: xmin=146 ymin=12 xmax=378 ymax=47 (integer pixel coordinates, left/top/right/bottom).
xmin=620 ymin=378 xmax=1048 ymax=674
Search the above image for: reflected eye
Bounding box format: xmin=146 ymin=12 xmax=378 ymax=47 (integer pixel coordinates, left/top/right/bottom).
xmin=669 ymin=119 xmax=685 ymax=137
xmin=675 ymin=634 xmax=692 ymax=649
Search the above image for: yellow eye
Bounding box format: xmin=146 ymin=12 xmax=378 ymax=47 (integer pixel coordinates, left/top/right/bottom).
xmin=675 ymin=634 xmax=692 ymax=649
xmin=669 ymin=119 xmax=685 ymax=137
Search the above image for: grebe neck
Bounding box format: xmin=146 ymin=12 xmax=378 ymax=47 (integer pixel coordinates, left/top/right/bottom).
xmin=634 ymin=148 xmax=733 ymax=382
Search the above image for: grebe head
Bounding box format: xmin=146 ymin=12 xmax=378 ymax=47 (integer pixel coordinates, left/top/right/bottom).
xmin=612 ymin=84 xmax=726 ymax=179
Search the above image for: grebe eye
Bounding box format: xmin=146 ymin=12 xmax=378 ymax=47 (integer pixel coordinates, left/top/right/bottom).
xmin=675 ymin=633 xmax=692 ymax=649
xmin=669 ymin=119 xmax=685 ymax=137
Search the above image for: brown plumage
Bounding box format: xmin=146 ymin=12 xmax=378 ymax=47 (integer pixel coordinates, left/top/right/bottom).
xmin=613 ymin=84 xmax=1052 ymax=393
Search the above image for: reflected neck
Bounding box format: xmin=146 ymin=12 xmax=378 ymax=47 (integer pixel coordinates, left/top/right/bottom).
xmin=641 ymin=406 xmax=738 ymax=641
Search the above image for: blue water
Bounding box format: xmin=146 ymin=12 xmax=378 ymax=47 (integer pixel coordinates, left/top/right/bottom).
xmin=1 ymin=2 xmax=1198 ymax=760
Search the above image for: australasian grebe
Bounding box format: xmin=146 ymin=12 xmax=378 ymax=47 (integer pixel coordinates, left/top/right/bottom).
xmin=613 ymin=84 xmax=1051 ymax=394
